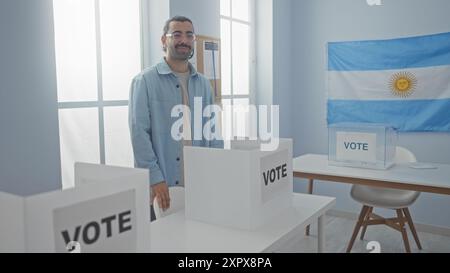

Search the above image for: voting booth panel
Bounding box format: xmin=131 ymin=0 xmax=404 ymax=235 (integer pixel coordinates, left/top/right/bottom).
xmin=0 ymin=163 xmax=151 ymax=253
xmin=184 ymin=139 xmax=293 ymax=230
xmin=328 ymin=123 xmax=397 ymax=170
xmin=75 ymin=162 xmax=147 ymax=186
xmin=0 ymin=192 xmax=26 ymax=252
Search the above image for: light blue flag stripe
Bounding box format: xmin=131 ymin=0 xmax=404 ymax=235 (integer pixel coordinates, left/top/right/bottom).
xmin=327 ymin=99 xmax=450 ymax=132
xmin=328 ymin=32 xmax=450 ymax=71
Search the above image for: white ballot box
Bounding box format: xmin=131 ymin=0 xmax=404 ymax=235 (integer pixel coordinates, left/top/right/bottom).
xmin=0 ymin=163 xmax=151 ymax=253
xmin=184 ymin=138 xmax=293 ymax=230
xmin=328 ymin=123 xmax=397 ymax=170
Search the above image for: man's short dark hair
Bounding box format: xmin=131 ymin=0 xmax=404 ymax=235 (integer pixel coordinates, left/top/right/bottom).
xmin=163 ymin=15 xmax=194 ymax=35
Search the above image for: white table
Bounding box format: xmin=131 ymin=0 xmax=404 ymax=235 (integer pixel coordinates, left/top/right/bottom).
xmin=294 ymin=154 xmax=450 ymax=195
xmin=150 ymin=193 xmax=335 ymax=253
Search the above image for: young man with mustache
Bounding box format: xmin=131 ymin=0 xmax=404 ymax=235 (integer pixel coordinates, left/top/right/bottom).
xmin=129 ymin=16 xmax=223 ymax=219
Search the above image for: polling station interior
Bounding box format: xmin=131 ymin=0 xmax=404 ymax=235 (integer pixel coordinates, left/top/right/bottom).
xmin=1 ymin=0 xmax=450 ymax=253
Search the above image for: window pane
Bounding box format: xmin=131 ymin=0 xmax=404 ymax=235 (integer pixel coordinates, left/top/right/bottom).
xmin=220 ymin=19 xmax=231 ymax=96
xmin=221 ymin=99 xmax=232 ymax=141
xmin=59 ymin=108 xmax=100 ymax=189
xmin=100 ymin=0 xmax=141 ymax=101
xmin=104 ymin=106 xmax=134 ymax=167
xmin=232 ymin=0 xmax=249 ymax=21
xmin=232 ymin=22 xmax=249 ymax=95
xmin=233 ymin=98 xmax=250 ymax=137
xmin=220 ymin=0 xmax=230 ymax=16
xmin=53 ymin=0 xmax=98 ymax=102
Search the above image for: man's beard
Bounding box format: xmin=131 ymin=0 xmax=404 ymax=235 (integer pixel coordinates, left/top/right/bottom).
xmin=169 ymin=44 xmax=194 ymax=60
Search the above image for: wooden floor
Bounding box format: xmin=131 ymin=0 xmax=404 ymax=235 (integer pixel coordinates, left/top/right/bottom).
xmin=277 ymin=215 xmax=450 ymax=253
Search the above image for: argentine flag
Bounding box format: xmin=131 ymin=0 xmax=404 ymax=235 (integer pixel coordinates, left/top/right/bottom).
xmin=327 ymin=32 xmax=450 ymax=132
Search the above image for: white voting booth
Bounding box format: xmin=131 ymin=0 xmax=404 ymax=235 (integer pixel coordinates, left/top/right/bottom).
xmin=184 ymin=138 xmax=293 ymax=230
xmin=0 ymin=163 xmax=151 ymax=253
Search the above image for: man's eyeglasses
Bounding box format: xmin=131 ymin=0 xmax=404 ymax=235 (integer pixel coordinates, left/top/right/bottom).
xmin=166 ymin=31 xmax=196 ymax=42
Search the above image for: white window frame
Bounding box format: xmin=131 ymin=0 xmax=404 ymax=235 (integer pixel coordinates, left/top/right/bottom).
xmin=220 ymin=0 xmax=256 ymax=137
xmin=56 ymin=0 xmax=149 ymax=166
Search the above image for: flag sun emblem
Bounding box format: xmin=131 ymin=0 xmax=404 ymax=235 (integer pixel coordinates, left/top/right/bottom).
xmin=389 ymin=71 xmax=417 ymax=97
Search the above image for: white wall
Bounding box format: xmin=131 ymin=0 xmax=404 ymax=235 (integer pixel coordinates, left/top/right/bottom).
xmin=290 ymin=0 xmax=450 ymax=228
xmin=0 ymin=0 xmax=62 ymax=196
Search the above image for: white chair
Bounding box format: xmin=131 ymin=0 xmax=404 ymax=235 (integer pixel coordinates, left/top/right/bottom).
xmin=153 ymin=186 xmax=185 ymax=219
xmin=346 ymin=146 xmax=422 ymax=253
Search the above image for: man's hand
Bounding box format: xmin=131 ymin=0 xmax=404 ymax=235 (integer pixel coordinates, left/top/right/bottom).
xmin=151 ymin=182 xmax=170 ymax=211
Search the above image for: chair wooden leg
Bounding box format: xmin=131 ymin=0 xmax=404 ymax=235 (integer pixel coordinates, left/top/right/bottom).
xmin=396 ymin=209 xmax=411 ymax=253
xmin=360 ymin=207 xmax=373 ymax=240
xmin=306 ymin=179 xmax=314 ymax=236
xmin=346 ymin=205 xmax=370 ymax=253
xmin=403 ymin=208 xmax=422 ymax=250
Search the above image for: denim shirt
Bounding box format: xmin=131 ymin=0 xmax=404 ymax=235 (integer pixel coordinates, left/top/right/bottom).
xmin=129 ymin=60 xmax=223 ymax=186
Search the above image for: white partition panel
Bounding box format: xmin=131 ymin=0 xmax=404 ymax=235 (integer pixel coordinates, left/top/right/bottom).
xmin=184 ymin=138 xmax=293 ymax=230
xmin=0 ymin=163 xmax=150 ymax=253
